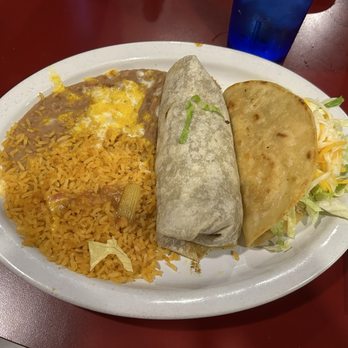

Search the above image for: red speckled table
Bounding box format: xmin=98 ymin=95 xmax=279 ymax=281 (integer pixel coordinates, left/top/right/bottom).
xmin=0 ymin=0 xmax=347 ymax=347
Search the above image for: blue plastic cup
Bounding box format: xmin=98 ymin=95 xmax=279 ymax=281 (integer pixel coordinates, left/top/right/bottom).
xmin=227 ymin=0 xmax=313 ymax=62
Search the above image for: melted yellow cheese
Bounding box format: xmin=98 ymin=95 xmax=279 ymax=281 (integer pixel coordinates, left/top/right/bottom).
xmin=74 ymin=79 xmax=145 ymax=139
xmin=50 ymin=71 xmax=65 ymax=93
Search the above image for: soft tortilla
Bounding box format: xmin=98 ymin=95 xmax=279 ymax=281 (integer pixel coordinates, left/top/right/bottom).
xmin=224 ymin=80 xmax=317 ymax=247
xmin=156 ymin=56 xmax=243 ymax=260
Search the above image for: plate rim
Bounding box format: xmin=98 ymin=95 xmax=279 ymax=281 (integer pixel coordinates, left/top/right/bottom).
xmin=1 ymin=41 xmax=348 ymax=319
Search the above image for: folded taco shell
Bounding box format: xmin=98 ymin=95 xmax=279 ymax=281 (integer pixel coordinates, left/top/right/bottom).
xmin=224 ymin=80 xmax=317 ymax=247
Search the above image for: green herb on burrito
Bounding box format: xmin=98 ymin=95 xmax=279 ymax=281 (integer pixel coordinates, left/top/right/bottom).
xmin=201 ymin=103 xmax=223 ymax=116
xmin=179 ymin=95 xmax=223 ymax=144
xmin=179 ymin=99 xmax=195 ymax=144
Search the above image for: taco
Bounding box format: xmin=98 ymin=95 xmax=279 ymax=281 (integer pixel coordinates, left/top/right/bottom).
xmin=224 ymin=80 xmax=318 ymax=249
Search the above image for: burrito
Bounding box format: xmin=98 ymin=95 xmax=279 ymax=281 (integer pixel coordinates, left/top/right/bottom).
xmin=155 ymin=55 xmax=243 ymax=260
xmin=224 ymin=80 xmax=318 ymax=249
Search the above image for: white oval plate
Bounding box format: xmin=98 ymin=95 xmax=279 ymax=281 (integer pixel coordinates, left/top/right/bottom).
xmin=1 ymin=42 xmax=347 ymax=319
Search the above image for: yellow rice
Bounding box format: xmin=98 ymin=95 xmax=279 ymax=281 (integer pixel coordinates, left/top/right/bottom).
xmin=0 ymin=113 xmax=179 ymax=283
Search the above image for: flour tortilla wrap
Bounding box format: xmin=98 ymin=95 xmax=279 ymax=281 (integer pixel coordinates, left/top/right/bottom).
xmin=155 ymin=55 xmax=243 ymax=260
xmin=224 ymin=80 xmax=317 ymax=247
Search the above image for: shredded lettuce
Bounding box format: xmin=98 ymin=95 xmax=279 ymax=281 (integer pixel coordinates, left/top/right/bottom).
xmin=310 ymin=185 xmax=334 ymax=201
xmin=317 ymin=199 xmax=348 ymax=219
xmin=285 ymin=206 xmax=297 ymax=238
xmin=264 ymin=238 xmax=291 ymax=252
xmin=270 ymin=220 xmax=286 ymax=236
xmin=265 ymin=207 xmax=297 ymax=252
xmin=299 ymin=194 xmax=348 ymax=221
xmin=300 ymin=195 xmax=322 ymax=225
xmin=324 ymin=96 xmax=344 ymax=108
xmin=88 ymin=238 xmax=133 ymax=272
